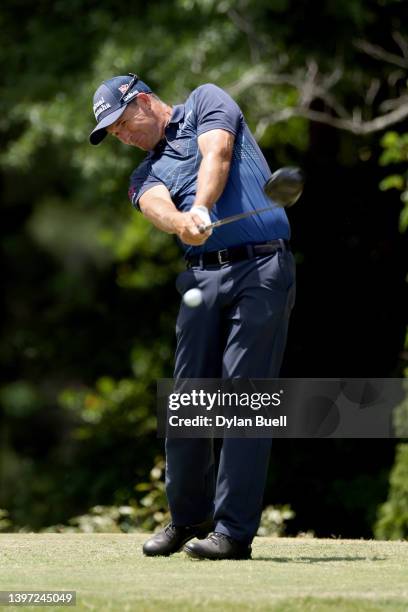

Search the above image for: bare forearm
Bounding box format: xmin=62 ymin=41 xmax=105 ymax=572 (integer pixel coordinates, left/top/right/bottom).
xmin=139 ymin=197 xmax=180 ymax=234
xmin=194 ymin=151 xmax=232 ymax=210
xmin=139 ymin=195 xmax=211 ymax=245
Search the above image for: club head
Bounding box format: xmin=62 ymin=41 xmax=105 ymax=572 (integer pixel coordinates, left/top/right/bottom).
xmin=264 ymin=167 xmax=304 ymax=207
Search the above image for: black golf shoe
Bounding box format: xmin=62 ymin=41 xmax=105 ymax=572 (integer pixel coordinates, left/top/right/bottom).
xmin=184 ymin=532 xmax=252 ymax=560
xmin=142 ymin=519 xmax=214 ymax=557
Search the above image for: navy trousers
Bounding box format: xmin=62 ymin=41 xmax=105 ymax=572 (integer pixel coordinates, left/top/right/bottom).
xmin=166 ymin=243 xmax=296 ymax=543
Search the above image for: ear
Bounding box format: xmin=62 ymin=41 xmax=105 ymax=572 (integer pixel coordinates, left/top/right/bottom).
xmin=136 ymin=92 xmax=152 ymax=111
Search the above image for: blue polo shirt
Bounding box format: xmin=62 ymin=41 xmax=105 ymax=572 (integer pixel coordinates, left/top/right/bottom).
xmin=128 ymin=83 xmax=290 ymax=256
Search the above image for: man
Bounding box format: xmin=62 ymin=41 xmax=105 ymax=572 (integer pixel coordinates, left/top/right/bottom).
xmin=89 ymin=73 xmax=296 ymax=560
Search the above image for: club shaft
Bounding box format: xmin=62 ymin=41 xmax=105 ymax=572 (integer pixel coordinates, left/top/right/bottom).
xmin=202 ymin=205 xmax=276 ymax=231
xmin=199 ymin=166 xmax=303 ymax=233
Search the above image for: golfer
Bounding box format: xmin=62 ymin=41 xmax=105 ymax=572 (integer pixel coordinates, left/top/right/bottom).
xmin=89 ymin=74 xmax=296 ymax=560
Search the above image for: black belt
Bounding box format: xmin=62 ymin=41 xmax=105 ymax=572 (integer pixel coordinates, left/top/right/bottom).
xmin=186 ymin=239 xmax=290 ymax=268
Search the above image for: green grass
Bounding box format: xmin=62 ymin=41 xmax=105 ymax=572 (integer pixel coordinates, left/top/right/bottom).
xmin=0 ymin=535 xmax=407 ymax=611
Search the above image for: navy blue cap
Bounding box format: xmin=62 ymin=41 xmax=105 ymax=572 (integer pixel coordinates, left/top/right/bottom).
xmin=89 ymin=74 xmax=152 ymax=145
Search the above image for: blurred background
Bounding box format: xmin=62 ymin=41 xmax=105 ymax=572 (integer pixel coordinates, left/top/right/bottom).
xmin=0 ymin=0 xmax=407 ymax=539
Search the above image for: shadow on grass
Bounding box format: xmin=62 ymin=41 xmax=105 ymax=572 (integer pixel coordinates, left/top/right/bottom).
xmin=252 ymin=556 xmax=386 ymax=562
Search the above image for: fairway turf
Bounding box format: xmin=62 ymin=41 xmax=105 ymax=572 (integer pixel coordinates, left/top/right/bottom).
xmin=0 ymin=535 xmax=407 ymax=611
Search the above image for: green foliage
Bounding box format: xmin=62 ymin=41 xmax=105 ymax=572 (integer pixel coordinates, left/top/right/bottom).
xmin=1 ymin=0 xmax=407 ymax=535
xmin=99 ymin=213 xmax=182 ymax=289
xmin=133 ymin=457 xmax=169 ymax=531
xmin=257 ymin=504 xmax=295 ymax=537
xmin=42 ymin=505 xmax=140 ymax=534
xmin=392 ymin=374 xmax=408 ymax=438
xmin=379 ymin=131 xmax=408 ymax=232
xmin=379 ymin=132 xmax=408 ymax=165
xmin=378 ymin=375 xmax=408 ymax=540
xmin=0 ymin=509 xmax=12 ymax=533
xmin=375 ymin=124 xmax=408 ymax=536
xmin=41 ymin=457 xmax=168 ymax=533
xmin=59 ymin=375 xmax=156 ymax=432
xmin=44 ymin=462 xmax=295 ymax=536
xmin=374 ymin=444 xmax=408 ymax=540
xmin=0 ymin=381 xmax=42 ymax=417
xmin=379 ymin=174 xmax=405 ymax=192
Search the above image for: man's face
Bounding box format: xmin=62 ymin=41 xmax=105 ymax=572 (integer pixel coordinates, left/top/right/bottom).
xmin=106 ymin=95 xmax=162 ymax=151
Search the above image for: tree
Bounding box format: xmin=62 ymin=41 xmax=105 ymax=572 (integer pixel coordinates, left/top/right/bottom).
xmin=0 ymin=0 xmax=406 ymax=532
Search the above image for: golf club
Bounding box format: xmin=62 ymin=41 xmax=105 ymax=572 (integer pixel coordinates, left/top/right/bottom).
xmin=198 ymin=166 xmax=304 ymax=233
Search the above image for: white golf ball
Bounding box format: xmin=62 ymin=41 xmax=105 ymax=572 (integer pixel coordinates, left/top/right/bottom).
xmin=183 ymin=288 xmax=203 ymax=308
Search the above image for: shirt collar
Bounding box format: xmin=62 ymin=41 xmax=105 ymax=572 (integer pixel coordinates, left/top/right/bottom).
xmin=152 ymin=104 xmax=185 ymax=155
xmin=167 ymin=104 xmax=185 ymax=124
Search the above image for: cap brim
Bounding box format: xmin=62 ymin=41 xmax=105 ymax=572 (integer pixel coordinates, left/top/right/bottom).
xmin=89 ymin=105 xmax=127 ymax=145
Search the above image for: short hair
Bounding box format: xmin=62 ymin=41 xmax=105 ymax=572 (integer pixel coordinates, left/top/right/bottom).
xmin=130 ymin=92 xmax=161 ymax=108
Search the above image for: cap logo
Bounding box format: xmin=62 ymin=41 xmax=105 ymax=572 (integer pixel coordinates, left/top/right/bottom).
xmin=118 ymin=84 xmax=130 ymax=94
xmin=123 ymin=90 xmax=139 ymax=103
xmin=93 ymin=96 xmax=112 ymax=120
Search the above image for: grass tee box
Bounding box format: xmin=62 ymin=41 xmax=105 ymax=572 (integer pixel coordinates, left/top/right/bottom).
xmin=0 ymin=535 xmax=407 ymax=611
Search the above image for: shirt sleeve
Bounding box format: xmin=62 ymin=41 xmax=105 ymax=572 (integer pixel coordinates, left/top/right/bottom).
xmin=193 ymin=83 xmax=242 ymax=137
xmin=128 ymin=157 xmax=163 ymax=211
